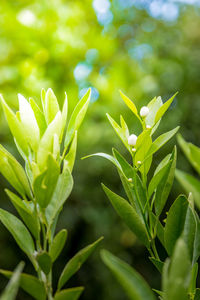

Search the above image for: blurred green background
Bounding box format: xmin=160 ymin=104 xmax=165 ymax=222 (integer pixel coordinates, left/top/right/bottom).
xmin=0 ymin=0 xmax=200 ymax=299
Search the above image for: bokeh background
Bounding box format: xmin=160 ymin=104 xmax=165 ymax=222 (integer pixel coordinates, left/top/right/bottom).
xmin=0 ymin=0 xmax=200 ymax=299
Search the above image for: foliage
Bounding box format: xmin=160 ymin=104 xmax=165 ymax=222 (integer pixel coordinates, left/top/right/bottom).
xmin=88 ymin=92 xmax=200 ymax=299
xmin=0 ymin=89 xmax=102 ymax=299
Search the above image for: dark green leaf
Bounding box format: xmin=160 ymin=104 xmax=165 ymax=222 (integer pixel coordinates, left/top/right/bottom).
xmin=54 ymin=287 xmax=84 ymax=300
xmin=149 ymin=257 xmax=164 ymax=273
xmin=102 ymin=184 xmax=150 ymax=247
xmin=58 ymin=237 xmax=103 ymax=290
xmin=0 ymin=209 xmax=35 ymax=260
xmin=101 ymin=250 xmax=156 ymax=300
xmin=36 ymin=252 xmax=52 ymax=275
xmin=164 ymin=195 xmax=188 ymax=255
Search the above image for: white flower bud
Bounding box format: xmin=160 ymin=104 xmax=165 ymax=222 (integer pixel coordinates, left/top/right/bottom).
xmin=137 ymin=161 xmax=142 ymax=165
xmin=146 ymin=125 xmax=151 ymax=129
xmin=140 ymin=106 xmax=149 ymax=117
xmin=128 ymin=178 xmax=133 ymax=182
xmin=128 ymin=134 xmax=137 ymax=146
xmin=132 ymin=147 xmax=136 ymax=152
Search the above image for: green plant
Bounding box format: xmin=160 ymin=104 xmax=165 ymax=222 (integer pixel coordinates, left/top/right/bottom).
xmin=0 ymin=88 xmax=102 ymax=300
xmin=86 ymin=91 xmax=200 ymax=299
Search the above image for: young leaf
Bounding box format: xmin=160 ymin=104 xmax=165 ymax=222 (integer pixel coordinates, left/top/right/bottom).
xmin=5 ymin=190 xmax=39 ymax=240
xmin=120 ymin=115 xmax=129 ymax=139
xmin=49 ymin=229 xmax=67 ymax=262
xmin=145 ymin=96 xmax=162 ymax=133
xmin=18 ymin=94 xmax=40 ymax=152
xmin=134 ymin=130 xmax=152 ymax=176
xmin=0 ymin=95 xmax=29 ymax=156
xmin=33 ymin=154 xmax=60 ymax=208
xmin=112 ymin=148 xmax=133 ymax=179
xmin=0 ymin=262 xmax=24 ymax=300
xmin=83 ymin=152 xmax=121 ymax=172
xmin=58 ymin=237 xmax=103 ymax=290
xmin=149 ymin=257 xmax=164 ymax=273
xmin=64 ymin=88 xmax=91 ymax=148
xmin=60 ymin=92 xmax=68 ymax=142
xmin=175 ymin=169 xmax=200 ymax=209
xmin=54 ymin=287 xmax=84 ymax=300
xmin=44 ymin=88 xmax=60 ymax=124
xmin=154 ymin=93 xmax=178 ymax=124
xmin=0 ymin=270 xmax=46 ymax=300
xmin=119 ymin=91 xmax=141 ymax=123
xmin=29 ymin=97 xmax=47 ymax=137
xmin=36 ymin=252 xmax=52 ymax=275
xmin=45 ymin=167 xmax=73 ymax=226
xmin=0 ymin=209 xmax=35 ymax=260
xmin=102 ymin=184 xmax=150 ymax=247
xmin=101 ymin=250 xmax=156 ymax=300
xmin=37 ymin=111 xmax=62 ymax=170
xmin=106 ymin=113 xmax=130 ymax=152
xmin=146 ymin=126 xmax=179 ymax=159
xmin=64 ymin=131 xmax=77 ymax=172
xmin=164 ymin=195 xmax=188 ymax=255
xmin=0 ymin=145 xmax=31 ymax=198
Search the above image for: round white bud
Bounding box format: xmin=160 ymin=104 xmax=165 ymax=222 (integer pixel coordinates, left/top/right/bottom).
xmin=140 ymin=106 xmax=149 ymax=117
xmin=128 ymin=178 xmax=133 ymax=182
xmin=146 ymin=125 xmax=151 ymax=129
xmin=132 ymin=147 xmax=136 ymax=152
xmin=137 ymin=161 xmax=142 ymax=165
xmin=128 ymin=134 xmax=137 ymax=146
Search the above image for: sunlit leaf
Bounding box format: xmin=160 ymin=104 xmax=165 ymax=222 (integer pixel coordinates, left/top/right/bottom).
xmin=54 ymin=287 xmax=84 ymax=300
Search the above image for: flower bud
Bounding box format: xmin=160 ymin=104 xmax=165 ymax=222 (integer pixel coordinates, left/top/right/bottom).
xmin=146 ymin=125 xmax=151 ymax=129
xmin=137 ymin=161 xmax=142 ymax=165
xmin=132 ymin=147 xmax=136 ymax=152
xmin=140 ymin=106 xmax=149 ymax=117
xmin=128 ymin=178 xmax=132 ymax=182
xmin=128 ymin=134 xmax=137 ymax=146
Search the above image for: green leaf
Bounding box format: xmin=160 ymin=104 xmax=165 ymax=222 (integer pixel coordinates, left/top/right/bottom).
xmin=120 ymin=115 xmax=129 ymax=139
xmin=145 ymin=96 xmax=162 ymax=133
xmin=119 ymin=91 xmax=141 ymax=123
xmin=60 ymin=92 xmax=68 ymax=142
xmin=134 ymin=130 xmax=152 ymax=176
xmin=155 ymin=92 xmax=178 ymax=124
xmin=164 ymin=195 xmax=188 ymax=255
xmin=106 ymin=113 xmax=130 ymax=152
xmin=0 ymin=262 xmax=24 ymax=300
xmin=83 ymin=152 xmax=121 ymax=172
xmin=101 ymin=250 xmax=156 ymax=300
xmin=0 ymin=145 xmax=31 ymax=198
xmin=148 ymin=161 xmax=171 ymax=199
xmin=54 ymin=287 xmax=84 ymax=300
xmin=36 ymin=252 xmax=52 ymax=275
xmin=58 ymin=237 xmax=103 ymax=290
xmin=49 ymin=229 xmax=67 ymax=262
xmin=29 ymin=97 xmax=47 ymax=137
xmin=5 ymin=190 xmax=39 ymax=240
xmin=64 ymin=131 xmax=77 ymax=172
xmin=154 ymin=147 xmax=176 ymax=216
xmin=45 ymin=167 xmax=73 ymax=226
xmin=64 ymin=88 xmax=91 ymax=148
xmin=146 ymin=127 xmax=179 ymax=159
xmin=0 ymin=270 xmax=46 ymax=300
xmin=112 ymin=148 xmax=133 ymax=179
xmin=37 ymin=111 xmax=62 ymax=170
xmin=0 ymin=209 xmax=35 ymax=260
xmin=149 ymin=257 xmax=164 ymax=273
xmin=102 ymin=184 xmax=150 ymax=247
xmin=33 ymin=154 xmax=60 ymax=208
xmin=164 ymin=239 xmax=191 ymax=300
xmin=0 ymin=95 xmax=29 ymax=156
xmin=175 ymin=169 xmax=200 ymax=209
xmin=195 ymin=289 xmax=200 ymax=300
xmin=18 ymin=94 xmax=40 ymax=152
xmin=44 ymin=88 xmax=60 ymax=124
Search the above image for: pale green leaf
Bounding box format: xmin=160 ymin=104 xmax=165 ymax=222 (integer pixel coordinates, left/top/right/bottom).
xmin=44 ymin=88 xmax=60 ymax=124
xmin=29 ymin=97 xmax=47 ymax=137
xmin=50 ymin=229 xmax=67 ymax=262
xmin=54 ymin=287 xmax=84 ymax=300
xmin=155 ymin=92 xmax=178 ymax=124
xmin=64 ymin=131 xmax=77 ymax=172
